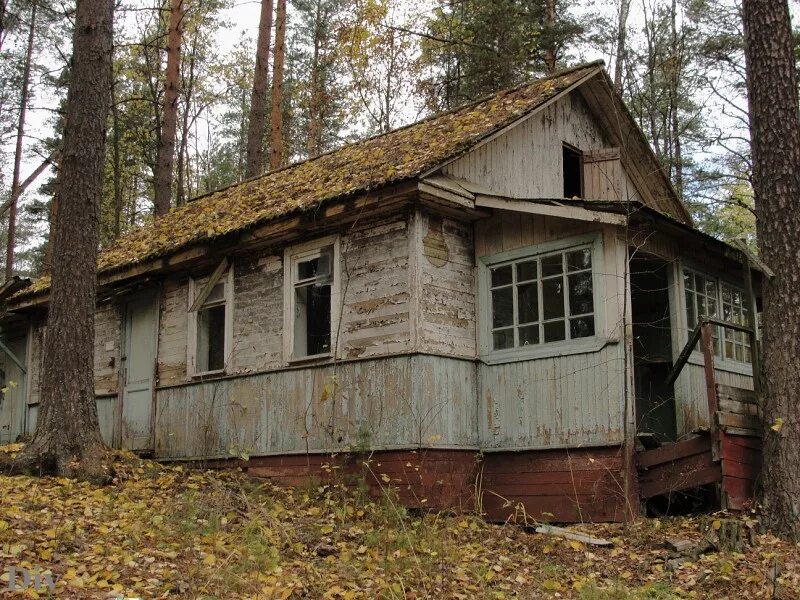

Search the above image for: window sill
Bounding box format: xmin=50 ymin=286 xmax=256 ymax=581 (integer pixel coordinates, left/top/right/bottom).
xmin=287 ymin=352 xmax=334 ymax=366
xmin=480 ymin=336 xmax=617 ymax=365
xmin=189 ymin=369 xmax=227 ymax=380
xmin=687 ymin=351 xmax=753 ymax=377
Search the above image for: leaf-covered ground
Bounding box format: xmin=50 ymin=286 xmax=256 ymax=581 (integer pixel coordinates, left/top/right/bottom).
xmin=0 ymin=449 xmax=797 ymax=599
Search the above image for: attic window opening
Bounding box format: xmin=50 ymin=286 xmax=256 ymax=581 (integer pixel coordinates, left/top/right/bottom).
xmin=563 ymin=144 xmax=583 ymax=199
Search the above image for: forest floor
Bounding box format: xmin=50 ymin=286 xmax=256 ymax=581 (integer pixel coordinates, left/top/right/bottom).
xmin=0 ymin=446 xmax=797 ymax=599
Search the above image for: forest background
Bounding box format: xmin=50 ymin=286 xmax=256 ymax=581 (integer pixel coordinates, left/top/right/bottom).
xmin=0 ymin=0 xmax=785 ymax=277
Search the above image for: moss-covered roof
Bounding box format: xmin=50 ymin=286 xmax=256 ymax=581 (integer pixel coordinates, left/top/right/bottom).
xmin=19 ymin=63 xmax=612 ymax=299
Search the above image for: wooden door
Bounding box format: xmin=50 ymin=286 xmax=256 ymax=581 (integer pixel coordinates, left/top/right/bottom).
xmin=0 ymin=336 xmax=27 ymax=445
xmin=121 ymin=294 xmax=158 ymax=450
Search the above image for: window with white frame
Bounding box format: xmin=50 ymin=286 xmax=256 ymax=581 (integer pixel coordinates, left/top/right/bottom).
xmin=285 ymin=237 xmax=339 ymax=360
xmin=683 ymin=269 xmax=751 ymax=364
xmin=486 ymin=243 xmax=596 ymax=353
xmin=189 ymin=267 xmax=233 ymax=375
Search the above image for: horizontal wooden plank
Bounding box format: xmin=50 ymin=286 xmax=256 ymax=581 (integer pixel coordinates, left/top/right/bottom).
xmin=483 ymin=481 xmax=620 ymax=497
xmin=639 ymin=451 xmax=715 ymax=485
xmin=483 ymin=453 xmax=622 ymax=474
xmin=636 ymin=435 xmax=711 ymax=470
xmin=722 ymin=475 xmax=756 ymax=501
xmin=717 ymin=411 xmax=761 ymax=431
xmin=719 ymin=397 xmax=759 ymax=416
xmin=721 ymin=426 xmax=762 ymax=438
xmin=716 ymin=384 xmax=758 ymax=405
xmin=721 ymin=441 xmax=761 ymax=467
xmin=482 ymin=469 xmax=614 ymax=486
xmin=722 ymin=460 xmax=760 ymax=480
xmin=725 ymin=434 xmax=763 ymax=450
xmin=482 ymin=493 xmax=624 ymax=523
xmin=640 ymin=465 xmax=721 ymax=499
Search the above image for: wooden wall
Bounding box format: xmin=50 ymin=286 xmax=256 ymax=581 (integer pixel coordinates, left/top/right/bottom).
xmin=154 ymin=354 xmax=477 ymax=459
xmin=473 ymin=212 xmax=631 ymax=450
xmin=413 ymin=209 xmax=476 ymax=357
xmin=443 ymin=92 xmax=642 ymax=203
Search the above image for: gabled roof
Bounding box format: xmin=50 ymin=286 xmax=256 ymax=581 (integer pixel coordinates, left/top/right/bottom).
xmin=15 ymin=61 xmax=692 ymax=300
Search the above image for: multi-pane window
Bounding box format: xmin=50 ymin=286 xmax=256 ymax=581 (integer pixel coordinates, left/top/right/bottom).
xmin=288 ymin=243 xmax=336 ymax=359
xmin=489 ymin=246 xmax=595 ymax=352
xmin=683 ymin=269 xmax=751 ymax=363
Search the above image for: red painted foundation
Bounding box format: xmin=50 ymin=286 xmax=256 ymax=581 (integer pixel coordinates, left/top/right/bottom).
xmin=244 ymin=446 xmax=632 ymax=523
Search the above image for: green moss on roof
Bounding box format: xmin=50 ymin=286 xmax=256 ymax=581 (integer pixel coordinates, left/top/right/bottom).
xmin=16 ymin=63 xmax=603 ymax=301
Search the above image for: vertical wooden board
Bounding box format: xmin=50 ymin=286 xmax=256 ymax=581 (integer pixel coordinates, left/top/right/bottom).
xmin=96 ymin=396 xmax=117 ymax=445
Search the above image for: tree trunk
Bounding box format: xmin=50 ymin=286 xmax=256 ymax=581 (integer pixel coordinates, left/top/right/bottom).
xmin=6 ymin=1 xmax=37 ymax=281
xmin=177 ymin=33 xmax=197 ymax=206
xmin=742 ymin=0 xmax=800 ymax=540
xmin=669 ymin=0 xmax=683 ymax=199
xmin=306 ymin=0 xmax=322 ymax=158
xmin=13 ymin=0 xmax=114 ymax=481
xmin=111 ymin=81 xmax=123 ymax=238
xmin=543 ymin=0 xmax=557 ymax=74
xmin=153 ymin=0 xmax=184 ymax=216
xmin=269 ymin=0 xmax=286 ymax=171
xmin=614 ymin=0 xmax=630 ymax=92
xmin=245 ymin=0 xmax=273 ymax=178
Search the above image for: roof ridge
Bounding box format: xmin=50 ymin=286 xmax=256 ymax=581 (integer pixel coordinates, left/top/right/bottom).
xmin=187 ymin=61 xmax=606 ymax=205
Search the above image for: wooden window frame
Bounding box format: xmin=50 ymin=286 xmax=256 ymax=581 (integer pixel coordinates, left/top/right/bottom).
xmin=478 ymin=233 xmax=605 ymax=364
xmin=682 ymin=266 xmax=753 ymax=368
xmin=187 ymin=266 xmax=234 ymax=377
xmin=283 ymin=234 xmax=341 ymax=364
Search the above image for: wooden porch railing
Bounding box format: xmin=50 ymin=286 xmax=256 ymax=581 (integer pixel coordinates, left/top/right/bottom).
xmin=664 ymin=317 xmax=758 ymax=391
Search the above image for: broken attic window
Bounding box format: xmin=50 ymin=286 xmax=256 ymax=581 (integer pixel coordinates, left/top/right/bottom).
xmin=195 ymin=281 xmax=227 ymax=373
xmin=563 ymin=144 xmax=583 ymax=198
xmin=292 ymin=245 xmax=334 ymax=358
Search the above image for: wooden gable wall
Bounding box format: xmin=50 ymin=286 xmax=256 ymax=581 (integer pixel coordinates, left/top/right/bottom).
xmin=442 ymin=91 xmax=643 ymax=203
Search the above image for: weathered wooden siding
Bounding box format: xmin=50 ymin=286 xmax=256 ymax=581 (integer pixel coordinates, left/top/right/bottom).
xmin=480 ymin=344 xmax=625 ymax=448
xmin=339 ymin=214 xmax=412 ymax=359
xmin=473 ymin=212 xmax=631 ymax=448
xmin=94 ymin=302 xmax=120 ymax=395
xmin=414 ymin=209 xmax=476 ymax=357
xmin=231 ymin=254 xmax=283 ymax=372
xmin=674 ymin=364 xmax=754 ymax=433
xmin=154 ymin=354 xmax=477 ymax=459
xmin=157 ymin=278 xmax=189 ymax=386
xmin=444 ymin=92 xmax=642 ymax=203
xmin=0 ymin=334 xmax=27 ymax=443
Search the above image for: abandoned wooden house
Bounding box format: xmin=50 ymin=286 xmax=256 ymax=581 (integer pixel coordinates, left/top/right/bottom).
xmin=0 ymin=62 xmax=764 ymax=522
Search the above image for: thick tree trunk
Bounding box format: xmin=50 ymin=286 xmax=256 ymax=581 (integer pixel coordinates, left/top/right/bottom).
xmin=153 ymin=0 xmax=184 ymax=216
xmin=742 ymin=0 xmax=800 ymax=539
xmin=13 ymin=0 xmax=114 ymax=481
xmin=269 ymin=0 xmax=286 ymax=171
xmin=245 ymin=0 xmax=273 ymax=178
xmin=6 ymin=1 xmax=36 ymax=281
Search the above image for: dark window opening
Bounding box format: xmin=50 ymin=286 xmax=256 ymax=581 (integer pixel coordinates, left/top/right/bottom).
xmin=293 ymin=245 xmax=334 ymax=357
xmin=563 ymin=144 xmax=583 ymax=198
xmin=196 ymin=280 xmax=227 ymax=373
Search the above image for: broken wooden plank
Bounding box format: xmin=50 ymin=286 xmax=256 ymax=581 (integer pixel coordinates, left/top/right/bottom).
xmin=636 ymin=435 xmax=711 ymax=470
xmin=534 ymin=524 xmax=613 ymax=547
